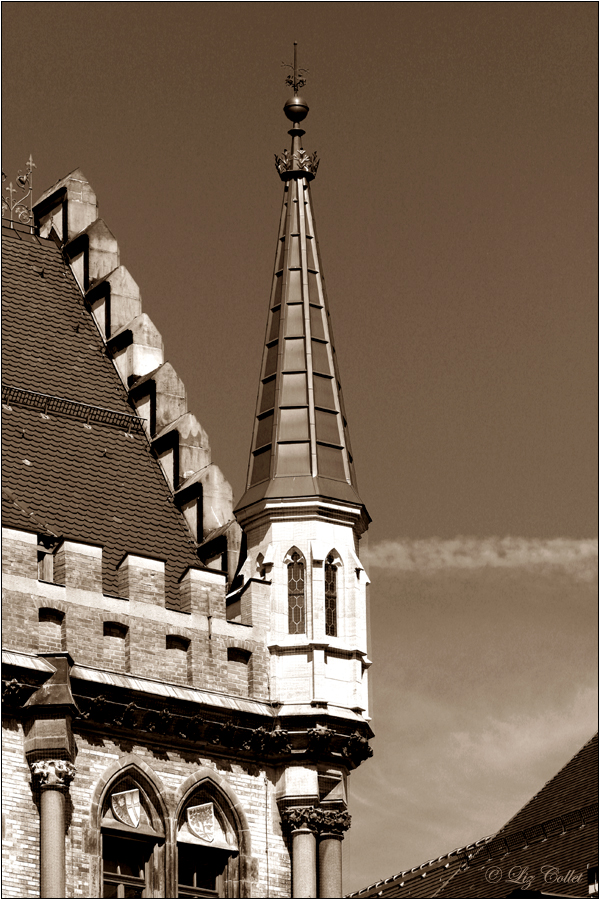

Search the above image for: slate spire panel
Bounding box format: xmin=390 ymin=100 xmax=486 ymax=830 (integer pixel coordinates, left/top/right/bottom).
xmin=236 ymin=103 xmax=364 ymax=512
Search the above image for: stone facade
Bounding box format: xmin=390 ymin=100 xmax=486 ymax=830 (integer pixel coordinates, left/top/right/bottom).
xmin=2 ymin=523 xmax=370 ymax=897
xmin=2 ymin=88 xmax=373 ymax=898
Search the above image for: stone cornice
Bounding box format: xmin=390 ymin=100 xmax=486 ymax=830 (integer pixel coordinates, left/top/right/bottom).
xmin=236 ymin=495 xmax=370 ymax=535
xmin=2 ymin=674 xmax=374 ymax=769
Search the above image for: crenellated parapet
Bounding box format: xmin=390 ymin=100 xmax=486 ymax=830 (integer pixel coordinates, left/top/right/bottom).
xmin=32 ymin=170 xmax=241 ymax=581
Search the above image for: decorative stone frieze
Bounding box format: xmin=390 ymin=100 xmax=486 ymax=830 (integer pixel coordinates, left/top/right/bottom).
xmin=30 ymin=759 xmax=76 ymax=789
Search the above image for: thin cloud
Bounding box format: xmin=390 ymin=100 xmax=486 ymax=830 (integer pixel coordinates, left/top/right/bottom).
xmin=363 ymin=536 xmax=598 ymax=581
xmin=449 ymin=685 xmax=597 ymax=777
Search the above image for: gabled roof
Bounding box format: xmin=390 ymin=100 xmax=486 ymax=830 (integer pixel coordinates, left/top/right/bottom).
xmin=1 ymin=227 xmax=203 ymax=609
xmin=2 ymin=228 xmax=127 ymax=406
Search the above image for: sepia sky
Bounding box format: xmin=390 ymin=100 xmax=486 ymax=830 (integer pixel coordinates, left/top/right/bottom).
xmin=2 ymin=3 xmax=597 ymax=893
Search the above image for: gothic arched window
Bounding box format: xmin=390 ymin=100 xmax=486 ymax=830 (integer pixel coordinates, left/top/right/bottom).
xmin=325 ymin=554 xmax=338 ymax=637
xmin=177 ymin=785 xmax=240 ymax=897
xmin=287 ymin=551 xmax=305 ymax=634
xmin=100 ymin=771 xmax=165 ymax=898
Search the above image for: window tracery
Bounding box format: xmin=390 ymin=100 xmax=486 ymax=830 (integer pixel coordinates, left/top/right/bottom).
xmin=287 ymin=550 xmax=306 ymax=634
xmin=325 ymin=554 xmax=338 ymax=637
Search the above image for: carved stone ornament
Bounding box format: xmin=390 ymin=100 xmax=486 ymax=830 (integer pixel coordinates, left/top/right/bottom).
xmin=313 ymin=808 xmax=351 ymax=836
xmin=307 ymin=725 xmax=336 ymax=755
xmin=111 ymin=789 xmax=141 ymax=828
xmin=30 ymin=759 xmax=76 ymax=789
xmin=187 ymin=802 xmax=215 ymax=842
xmin=281 ymin=805 xmax=352 ymax=835
xmin=281 ymin=805 xmax=321 ymax=833
xmin=342 ymin=731 xmax=373 ymax=765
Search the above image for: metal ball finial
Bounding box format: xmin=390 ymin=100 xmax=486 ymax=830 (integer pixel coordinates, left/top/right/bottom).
xmin=282 ymin=41 xmax=309 ymax=121
xmin=284 ymin=95 xmax=309 ymax=122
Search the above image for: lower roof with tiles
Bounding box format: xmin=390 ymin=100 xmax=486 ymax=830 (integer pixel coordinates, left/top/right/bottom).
xmin=2 ymin=226 xmax=205 ymax=610
xmin=349 ymin=734 xmax=598 ymax=898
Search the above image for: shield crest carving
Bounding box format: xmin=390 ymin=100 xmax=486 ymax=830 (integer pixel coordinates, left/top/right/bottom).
xmin=111 ymin=789 xmax=141 ymax=828
xmin=187 ymin=802 xmax=215 ymax=842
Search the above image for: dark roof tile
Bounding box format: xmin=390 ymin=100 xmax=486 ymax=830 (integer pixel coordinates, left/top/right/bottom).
xmin=2 ymin=227 xmax=210 ymax=611
xmin=498 ymin=735 xmax=598 ymax=835
xmin=2 ymin=229 xmax=131 ymax=410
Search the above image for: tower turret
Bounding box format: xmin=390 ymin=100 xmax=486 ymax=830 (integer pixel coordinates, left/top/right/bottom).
xmin=234 ymin=49 xmax=372 ymax=724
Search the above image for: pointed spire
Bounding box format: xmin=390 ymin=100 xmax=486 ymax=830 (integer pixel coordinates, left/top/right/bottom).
xmin=235 ymin=52 xmax=367 ymax=519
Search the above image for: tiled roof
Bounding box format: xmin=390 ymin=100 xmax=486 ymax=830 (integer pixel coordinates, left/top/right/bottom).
xmin=2 ymin=228 xmax=131 ymax=409
xmin=497 ymin=734 xmax=598 ymax=836
xmin=350 ymin=735 xmax=598 ymax=899
xmin=434 ymin=816 xmax=598 ymax=897
xmin=1 ymin=226 xmax=204 ymax=610
xmin=2 ymin=484 xmax=59 ymax=536
xmin=346 ymin=838 xmax=491 ymax=898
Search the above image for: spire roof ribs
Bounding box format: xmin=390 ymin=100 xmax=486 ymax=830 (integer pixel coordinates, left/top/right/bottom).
xmin=235 ymin=170 xmax=365 ymax=515
xmin=27 ymin=169 xmax=240 ymax=572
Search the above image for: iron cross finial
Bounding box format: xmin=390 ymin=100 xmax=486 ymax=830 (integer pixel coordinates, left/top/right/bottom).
xmin=283 ymin=41 xmax=308 ymax=95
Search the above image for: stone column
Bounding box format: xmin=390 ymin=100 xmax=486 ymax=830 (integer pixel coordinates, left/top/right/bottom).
xmin=281 ymin=807 xmax=320 ymax=899
xmin=315 ymin=810 xmax=351 ymax=899
xmin=30 ymin=759 xmax=76 ymax=899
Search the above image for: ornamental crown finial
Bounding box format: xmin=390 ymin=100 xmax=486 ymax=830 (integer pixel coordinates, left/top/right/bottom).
xmin=275 ymin=45 xmax=319 ymax=177
xmin=2 ymin=155 xmax=35 ymax=231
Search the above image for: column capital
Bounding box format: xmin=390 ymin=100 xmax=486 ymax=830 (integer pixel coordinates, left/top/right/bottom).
xmin=314 ymin=808 xmax=351 ymax=836
xmin=30 ymin=758 xmax=76 ymax=789
xmin=281 ymin=805 xmax=351 ymax=836
xmin=281 ymin=805 xmax=320 ymax=833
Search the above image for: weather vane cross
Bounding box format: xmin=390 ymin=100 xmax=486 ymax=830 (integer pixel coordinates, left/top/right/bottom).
xmin=283 ymin=41 xmax=308 ymax=95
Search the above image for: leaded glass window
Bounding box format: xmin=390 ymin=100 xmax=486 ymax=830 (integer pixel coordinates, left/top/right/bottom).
xmin=325 ymin=555 xmax=337 ymax=637
xmin=103 ymin=834 xmax=150 ymax=898
xmin=288 ymin=552 xmax=305 ymax=634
